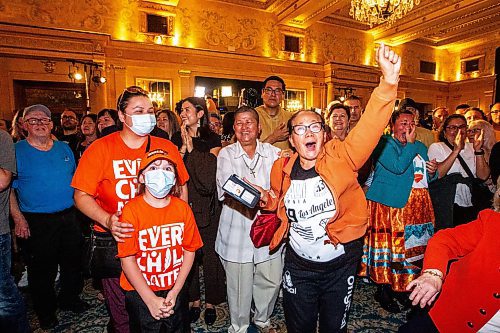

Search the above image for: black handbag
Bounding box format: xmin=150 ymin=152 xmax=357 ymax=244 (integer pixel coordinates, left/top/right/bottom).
xmin=428 ymin=173 xmax=464 ymax=230
xmin=453 ymin=151 xmax=493 ymax=212
xmin=83 ymin=228 xmax=122 ymax=279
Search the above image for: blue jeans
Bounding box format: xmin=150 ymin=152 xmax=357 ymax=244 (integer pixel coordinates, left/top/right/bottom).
xmin=0 ymin=233 xmax=31 ymax=333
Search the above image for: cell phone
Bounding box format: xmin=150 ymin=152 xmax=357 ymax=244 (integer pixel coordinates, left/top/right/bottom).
xmin=222 ymin=174 xmax=261 ymax=208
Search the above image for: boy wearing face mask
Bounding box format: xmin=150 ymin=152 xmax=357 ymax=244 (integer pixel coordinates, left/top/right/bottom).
xmin=117 ymin=149 xmax=202 ymax=332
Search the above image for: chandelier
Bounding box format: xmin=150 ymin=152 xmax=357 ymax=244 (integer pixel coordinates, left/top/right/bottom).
xmin=350 ymin=0 xmax=420 ymax=27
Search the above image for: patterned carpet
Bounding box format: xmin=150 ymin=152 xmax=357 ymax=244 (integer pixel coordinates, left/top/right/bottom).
xmin=24 ymin=277 xmax=409 ymax=333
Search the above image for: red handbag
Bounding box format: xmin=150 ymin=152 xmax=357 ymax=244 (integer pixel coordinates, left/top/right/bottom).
xmin=249 ymin=156 xmax=289 ymax=248
xmin=250 ymin=212 xmax=280 ymax=248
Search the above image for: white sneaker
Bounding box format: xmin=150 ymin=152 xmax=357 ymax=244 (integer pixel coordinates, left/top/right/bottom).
xmin=18 ymin=268 xmax=28 ymax=288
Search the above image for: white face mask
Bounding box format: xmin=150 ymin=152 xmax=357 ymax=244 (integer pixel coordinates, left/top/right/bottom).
xmin=144 ymin=169 xmax=176 ymax=198
xmin=124 ymin=113 xmax=156 ymax=136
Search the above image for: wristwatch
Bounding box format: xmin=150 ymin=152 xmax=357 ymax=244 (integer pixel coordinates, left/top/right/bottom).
xmin=474 ymin=149 xmax=485 ymax=156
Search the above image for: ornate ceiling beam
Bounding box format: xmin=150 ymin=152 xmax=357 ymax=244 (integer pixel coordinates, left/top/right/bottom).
xmin=371 ymin=0 xmax=499 ymax=46
xmin=275 ymin=0 xmax=346 ymax=28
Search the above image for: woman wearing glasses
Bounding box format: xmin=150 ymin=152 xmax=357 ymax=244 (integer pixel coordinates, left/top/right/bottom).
xmin=251 ymin=44 xmax=401 ymax=333
xmin=428 ymin=114 xmax=490 ymax=227
xmin=72 ymin=86 xmax=189 ymax=333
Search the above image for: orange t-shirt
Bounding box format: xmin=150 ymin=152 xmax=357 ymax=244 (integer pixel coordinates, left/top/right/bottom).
xmin=117 ymin=195 xmax=203 ymax=291
xmin=71 ymin=132 xmax=189 ymax=232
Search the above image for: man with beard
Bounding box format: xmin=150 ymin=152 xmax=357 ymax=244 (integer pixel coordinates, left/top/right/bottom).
xmin=59 ymin=108 xmax=81 ymax=156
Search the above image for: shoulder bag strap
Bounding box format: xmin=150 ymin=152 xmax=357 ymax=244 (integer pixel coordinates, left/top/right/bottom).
xmin=443 ymin=140 xmax=475 ymax=179
xmin=145 ymin=135 xmax=151 ymax=153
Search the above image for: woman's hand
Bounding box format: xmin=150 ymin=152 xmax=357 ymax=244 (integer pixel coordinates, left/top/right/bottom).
xmin=180 ymin=125 xmax=193 ymax=153
xmin=406 ymin=124 xmax=416 ymax=144
xmin=472 ymin=129 xmax=484 ymax=152
xmin=377 ymin=43 xmax=401 ymax=85
xmin=107 ymin=211 xmax=134 ymax=243
xmin=243 ymin=177 xmax=269 ymax=206
xmin=406 ymin=271 xmax=443 ymax=308
xmin=146 ymin=295 xmax=170 ymax=320
xmin=453 ymin=129 xmax=465 ymax=152
xmin=426 ymin=158 xmax=438 ymax=176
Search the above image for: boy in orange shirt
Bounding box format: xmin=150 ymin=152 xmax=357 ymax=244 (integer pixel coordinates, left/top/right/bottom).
xmin=117 ymin=149 xmax=202 ymax=332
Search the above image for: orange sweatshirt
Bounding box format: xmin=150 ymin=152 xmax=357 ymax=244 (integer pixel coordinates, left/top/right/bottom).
xmin=265 ymin=78 xmax=397 ymax=251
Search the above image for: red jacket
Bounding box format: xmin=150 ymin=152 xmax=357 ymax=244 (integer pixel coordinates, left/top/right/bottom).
xmin=264 ymin=79 xmax=397 ymax=251
xmin=424 ymin=209 xmax=500 ymax=332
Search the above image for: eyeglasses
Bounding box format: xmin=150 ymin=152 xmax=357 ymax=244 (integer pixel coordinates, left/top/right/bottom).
xmin=445 ymin=124 xmax=467 ymax=131
xmin=466 ymin=128 xmax=482 ymax=134
xmin=61 ymin=115 xmax=77 ymax=121
xmin=262 ymin=87 xmax=284 ymax=96
xmin=491 ymin=111 xmax=499 ymax=114
xmin=291 ymin=122 xmax=324 ymax=135
xmin=26 ymin=118 xmax=52 ymax=125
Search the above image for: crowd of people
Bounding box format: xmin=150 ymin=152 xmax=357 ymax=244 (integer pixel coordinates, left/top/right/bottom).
xmin=0 ymin=44 xmax=499 ymax=333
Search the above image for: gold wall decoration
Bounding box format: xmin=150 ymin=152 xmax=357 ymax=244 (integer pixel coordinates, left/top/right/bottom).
xmin=41 ymin=60 xmax=56 ymax=73
xmin=200 ymin=10 xmax=259 ymax=51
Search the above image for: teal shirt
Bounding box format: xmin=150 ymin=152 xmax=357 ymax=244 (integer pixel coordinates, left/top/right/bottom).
xmin=366 ymin=135 xmax=436 ymax=208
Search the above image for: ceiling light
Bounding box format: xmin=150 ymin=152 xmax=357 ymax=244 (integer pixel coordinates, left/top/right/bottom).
xmin=350 ymin=0 xmax=420 ymax=27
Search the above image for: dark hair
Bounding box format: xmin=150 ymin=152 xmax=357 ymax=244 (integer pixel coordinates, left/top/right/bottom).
xmin=0 ymin=118 xmax=11 ymax=130
xmin=209 ymin=113 xmax=221 ymax=121
xmin=156 ymin=109 xmax=181 ymax=138
xmin=324 ymin=104 xmax=350 ymax=122
xmin=287 ymin=110 xmax=324 ymax=135
xmin=81 ymin=113 xmax=97 ymax=124
xmin=178 ymin=97 xmax=210 ymax=139
xmin=221 ymin=111 xmax=236 ymax=141
xmin=263 ymin=76 xmax=286 ymax=91
xmin=97 ymin=109 xmax=119 ymax=123
xmin=345 ymin=95 xmax=361 ymax=103
xmin=390 ymin=109 xmax=414 ymax=125
xmin=234 ymin=106 xmax=259 ymax=124
xmin=455 ymin=103 xmax=470 ymax=111
xmin=438 ymin=114 xmax=466 ymax=142
xmin=116 ymin=86 xmax=149 ymax=112
xmin=465 ymin=107 xmax=486 ymax=120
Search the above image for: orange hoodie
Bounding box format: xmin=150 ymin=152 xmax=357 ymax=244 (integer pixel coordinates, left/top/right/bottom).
xmin=264 ymin=78 xmax=398 ymax=251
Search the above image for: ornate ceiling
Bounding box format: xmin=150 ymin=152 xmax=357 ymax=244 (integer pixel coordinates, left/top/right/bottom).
xmin=215 ymin=0 xmax=500 ymax=49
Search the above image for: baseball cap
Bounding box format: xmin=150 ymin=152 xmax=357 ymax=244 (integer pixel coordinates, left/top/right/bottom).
xmin=139 ymin=149 xmax=177 ymax=174
xmin=23 ymin=104 xmax=51 ymax=118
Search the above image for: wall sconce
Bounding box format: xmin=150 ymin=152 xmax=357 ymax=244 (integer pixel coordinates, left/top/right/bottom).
xmin=91 ymin=69 xmax=107 ymax=85
xmin=336 ymin=87 xmax=355 ymax=102
xmin=68 ymin=63 xmax=83 ymax=81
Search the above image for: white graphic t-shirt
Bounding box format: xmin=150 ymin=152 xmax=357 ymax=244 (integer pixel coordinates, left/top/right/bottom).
xmin=412 ymin=154 xmax=428 ymax=189
xmin=284 ymin=160 xmax=345 ymax=262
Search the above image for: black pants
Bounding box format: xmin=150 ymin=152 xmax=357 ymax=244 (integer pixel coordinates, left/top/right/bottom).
xmin=398 ymin=311 xmax=439 ymax=333
xmin=453 ymin=204 xmax=478 ymax=227
xmin=125 ymin=289 xmax=189 ymax=333
xmin=282 ymin=239 xmax=363 ymax=333
xmin=187 ymin=222 xmax=226 ymax=305
xmin=22 ymin=207 xmax=84 ymax=323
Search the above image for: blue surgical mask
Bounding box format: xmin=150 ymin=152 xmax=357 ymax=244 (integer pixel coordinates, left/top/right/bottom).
xmin=144 ymin=169 xmax=176 ymax=198
xmin=125 ymin=113 xmax=156 ymax=136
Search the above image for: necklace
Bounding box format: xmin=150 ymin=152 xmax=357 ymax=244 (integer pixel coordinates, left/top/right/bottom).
xmin=242 ymin=154 xmax=261 ymax=177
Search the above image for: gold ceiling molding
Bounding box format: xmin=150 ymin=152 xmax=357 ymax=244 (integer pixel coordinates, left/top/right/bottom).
xmin=212 ymin=0 xmax=277 ymax=10
xmin=320 ymin=15 xmax=369 ymax=30
xmin=376 ymin=1 xmax=500 ymax=45
xmin=288 ymin=0 xmax=343 ymax=27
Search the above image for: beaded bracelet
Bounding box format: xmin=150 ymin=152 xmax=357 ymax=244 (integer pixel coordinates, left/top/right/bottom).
xmin=422 ymin=270 xmax=444 ymax=281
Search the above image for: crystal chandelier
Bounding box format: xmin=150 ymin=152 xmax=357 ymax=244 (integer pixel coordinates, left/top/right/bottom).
xmin=349 ymin=0 xmax=421 ymax=27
